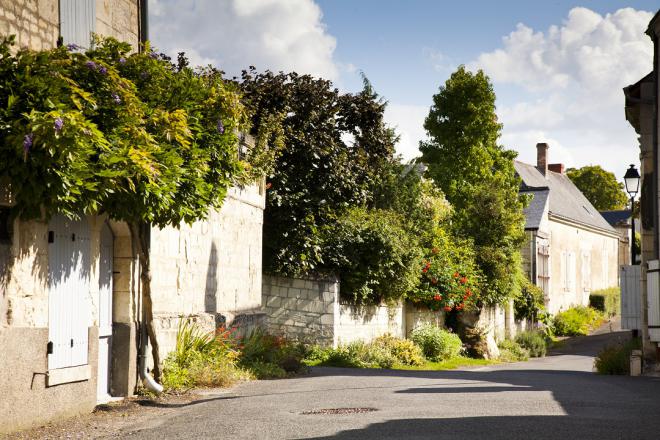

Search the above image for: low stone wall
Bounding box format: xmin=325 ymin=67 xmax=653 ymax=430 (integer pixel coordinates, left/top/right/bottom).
xmin=262 ymin=275 xmax=338 ymax=346
xmin=335 ymin=303 xmax=404 ymax=344
xmin=405 ymin=305 xmax=445 ymax=336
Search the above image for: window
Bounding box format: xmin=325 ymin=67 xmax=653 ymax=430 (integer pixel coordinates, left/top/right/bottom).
xmin=581 ymin=251 xmax=591 ymax=292
xmin=59 ymin=0 xmax=96 ymax=49
xmin=536 ymin=243 xmax=550 ymax=296
xmin=561 ymin=251 xmax=576 ymax=292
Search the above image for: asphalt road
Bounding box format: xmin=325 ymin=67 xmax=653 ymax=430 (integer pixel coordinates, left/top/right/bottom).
xmin=108 ymin=328 xmax=660 ymax=440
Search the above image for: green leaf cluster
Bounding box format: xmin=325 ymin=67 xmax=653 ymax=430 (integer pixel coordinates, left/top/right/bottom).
xmin=0 ymin=36 xmax=274 ymax=227
xmin=566 ymin=165 xmax=628 ymax=211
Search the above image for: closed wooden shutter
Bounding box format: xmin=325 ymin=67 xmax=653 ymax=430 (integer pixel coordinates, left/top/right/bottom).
xmin=59 ymin=0 xmax=96 ymax=48
xmin=48 ymin=215 xmax=91 ymax=369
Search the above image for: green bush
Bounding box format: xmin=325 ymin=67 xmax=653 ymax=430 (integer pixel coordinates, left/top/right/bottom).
xmin=322 ymin=207 xmax=422 ymax=304
xmin=162 ymin=320 xmax=248 ymax=391
xmin=410 ymin=325 xmax=463 ymax=361
xmin=322 ymin=341 xmax=396 ymax=369
xmin=498 ymin=339 xmax=529 ymax=362
xmin=553 ymin=306 xmax=604 ymax=336
xmin=594 ymin=338 xmax=642 ymax=375
xmin=515 ymin=331 xmax=547 ymax=357
xmin=589 ymin=287 xmax=620 ymax=317
xmin=373 ymin=334 xmax=425 ymax=366
xmin=514 ymin=279 xmax=546 ymax=321
xmin=238 ymin=328 xmax=306 ymax=378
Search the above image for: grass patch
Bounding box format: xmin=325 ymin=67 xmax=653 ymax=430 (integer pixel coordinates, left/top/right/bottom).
xmin=399 ymin=356 xmax=495 ymax=371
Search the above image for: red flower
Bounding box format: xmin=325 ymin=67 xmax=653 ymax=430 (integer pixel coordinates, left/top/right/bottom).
xmin=456 ymin=304 xmax=464 ymax=311
xmin=431 ymin=277 xmax=437 ymax=284
xmin=460 ymin=276 xmax=468 ymax=285
xmin=433 ymin=294 xmax=441 ymax=301
xmin=422 ymin=267 xmax=428 ymax=273
xmin=453 ymin=272 xmax=459 ymax=278
xmin=431 ymin=247 xmax=439 ymax=255
xmin=443 ymin=306 xmax=452 ymax=312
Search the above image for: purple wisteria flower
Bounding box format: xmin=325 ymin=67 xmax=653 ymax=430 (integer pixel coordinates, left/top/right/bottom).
xmin=216 ymin=118 xmax=224 ymax=134
xmin=66 ymin=43 xmax=80 ymax=51
xmin=118 ymin=57 xmax=126 ymax=64
xmin=149 ymin=51 xmax=159 ymax=59
xmin=111 ymin=93 xmax=121 ymax=104
xmin=99 ymin=66 xmax=108 ymax=75
xmin=54 ymin=118 xmax=63 ymax=133
xmin=85 ymin=60 xmax=97 ymax=70
xmin=23 ymin=133 xmax=33 ymax=154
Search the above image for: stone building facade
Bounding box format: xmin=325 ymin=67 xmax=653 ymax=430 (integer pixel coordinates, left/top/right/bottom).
xmin=0 ymin=1 xmax=266 ymax=434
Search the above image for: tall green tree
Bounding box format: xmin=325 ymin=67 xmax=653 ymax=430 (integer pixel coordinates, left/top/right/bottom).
xmin=241 ymin=70 xmax=397 ymax=277
xmin=420 ymin=66 xmax=526 ymax=305
xmin=0 ymin=37 xmax=275 ymax=380
xmin=566 ymin=165 xmax=628 ymax=211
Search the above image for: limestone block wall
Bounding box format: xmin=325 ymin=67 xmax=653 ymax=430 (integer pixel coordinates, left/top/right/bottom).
xmin=0 ymin=0 xmax=59 ymax=51
xmin=262 ymin=275 xmax=338 ymax=346
xmin=335 ymin=303 xmax=404 ymax=345
xmin=405 ymin=305 xmax=444 ymax=336
xmin=150 ymin=183 xmax=266 ymax=358
xmin=0 ymin=0 xmax=140 ymax=53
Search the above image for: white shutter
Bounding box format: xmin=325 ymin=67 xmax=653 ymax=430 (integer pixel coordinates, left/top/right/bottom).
xmin=48 ymin=215 xmax=91 ymax=369
xmin=581 ymin=252 xmax=591 ymax=291
xmin=59 ymin=0 xmax=96 ymax=48
xmin=568 ymin=252 xmax=576 ymax=293
xmin=560 ymin=251 xmax=567 ymax=291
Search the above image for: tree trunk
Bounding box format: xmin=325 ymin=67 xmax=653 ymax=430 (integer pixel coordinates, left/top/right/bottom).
xmin=129 ymin=222 xmax=162 ymax=382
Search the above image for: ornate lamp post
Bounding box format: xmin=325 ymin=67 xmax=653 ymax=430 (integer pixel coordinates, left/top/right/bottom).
xmin=624 ymin=164 xmax=641 ymax=265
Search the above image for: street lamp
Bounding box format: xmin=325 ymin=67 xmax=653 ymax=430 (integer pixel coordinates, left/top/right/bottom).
xmin=624 ymin=164 xmax=641 ymax=265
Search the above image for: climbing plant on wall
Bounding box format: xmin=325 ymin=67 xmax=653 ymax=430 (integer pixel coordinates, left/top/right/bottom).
xmin=0 ymin=36 xmax=279 ymax=381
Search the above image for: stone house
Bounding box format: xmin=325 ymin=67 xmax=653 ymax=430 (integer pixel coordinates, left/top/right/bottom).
xmin=515 ymin=143 xmax=620 ymax=314
xmin=0 ymin=0 xmax=265 ymax=434
xmin=623 ymin=9 xmax=660 ymax=362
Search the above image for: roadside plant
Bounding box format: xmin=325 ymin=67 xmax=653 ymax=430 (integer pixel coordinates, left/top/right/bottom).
xmin=410 ymin=324 xmax=463 ymax=361
xmin=553 ymin=306 xmax=605 ymax=336
xmin=497 ymin=339 xmax=529 ymax=362
xmin=514 ymin=331 xmax=547 ymax=357
xmin=594 ymin=338 xmax=641 ymax=375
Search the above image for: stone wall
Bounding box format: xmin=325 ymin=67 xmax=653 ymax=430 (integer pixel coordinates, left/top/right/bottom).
xmin=262 ymin=274 xmax=338 ymax=346
xmin=0 ymin=0 xmax=59 ymax=51
xmin=335 ymin=303 xmax=404 ymax=344
xmin=0 ymin=0 xmax=140 ymax=52
xmin=150 ymin=182 xmax=267 ymax=359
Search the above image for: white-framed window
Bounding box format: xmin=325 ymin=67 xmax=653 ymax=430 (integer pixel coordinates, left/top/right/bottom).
xmin=536 ymin=243 xmax=550 ymax=296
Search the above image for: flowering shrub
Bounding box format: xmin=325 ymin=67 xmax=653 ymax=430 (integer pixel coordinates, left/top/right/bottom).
xmin=408 ymin=229 xmax=481 ymax=312
xmin=410 ymin=324 xmax=463 ymax=361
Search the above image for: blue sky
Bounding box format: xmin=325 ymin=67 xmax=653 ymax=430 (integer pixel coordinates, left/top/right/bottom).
xmin=151 ymin=1 xmax=659 ymax=179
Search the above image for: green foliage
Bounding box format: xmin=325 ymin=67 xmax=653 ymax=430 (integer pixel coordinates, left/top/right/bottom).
xmin=514 ymin=278 xmax=546 ymax=321
xmin=304 ymin=335 xmax=424 ymax=368
xmin=498 ymin=339 xmax=529 ymax=362
xmin=372 ymin=334 xmax=425 ymax=366
xmin=515 ymin=331 xmax=548 ymax=357
xmin=241 ymin=70 xmax=397 ymax=276
xmin=553 ymin=306 xmax=605 ymax=336
xmin=589 ymin=287 xmax=620 ymax=318
xmin=0 ymin=36 xmax=277 ymax=226
xmin=594 ymin=338 xmax=641 ymax=375
xmin=162 ymin=320 xmax=247 ymax=391
xmin=420 ymin=66 xmax=526 ymax=305
xmin=410 ymin=324 xmax=463 ymax=361
xmin=321 ymin=207 xmax=421 ymax=304
xmin=566 ymin=165 xmax=628 ymax=211
xmin=408 ymin=229 xmax=481 ymax=311
xmin=238 ymin=328 xmax=306 ymax=378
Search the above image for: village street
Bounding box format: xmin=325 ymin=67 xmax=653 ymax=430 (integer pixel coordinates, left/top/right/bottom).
xmin=16 ymin=325 xmax=653 ymax=440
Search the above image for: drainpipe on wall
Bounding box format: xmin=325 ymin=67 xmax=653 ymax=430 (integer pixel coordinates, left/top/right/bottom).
xmin=139 ymin=0 xmax=148 ymax=52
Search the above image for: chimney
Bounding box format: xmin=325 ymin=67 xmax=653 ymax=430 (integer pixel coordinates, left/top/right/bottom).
xmin=548 ymin=163 xmax=565 ymax=174
xmin=536 ymin=143 xmax=549 ymax=176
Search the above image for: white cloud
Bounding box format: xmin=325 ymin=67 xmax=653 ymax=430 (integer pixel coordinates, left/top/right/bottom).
xmin=149 ymin=0 xmax=338 ymax=80
xmin=470 ymin=7 xmax=654 ymax=178
xmin=384 ymin=104 xmax=428 ymax=162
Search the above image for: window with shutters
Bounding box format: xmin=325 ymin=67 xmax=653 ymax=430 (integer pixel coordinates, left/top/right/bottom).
xmin=561 ymin=251 xmax=576 ymax=293
xmin=59 ymin=0 xmax=96 ymax=49
xmin=536 ymin=243 xmax=550 ymax=296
